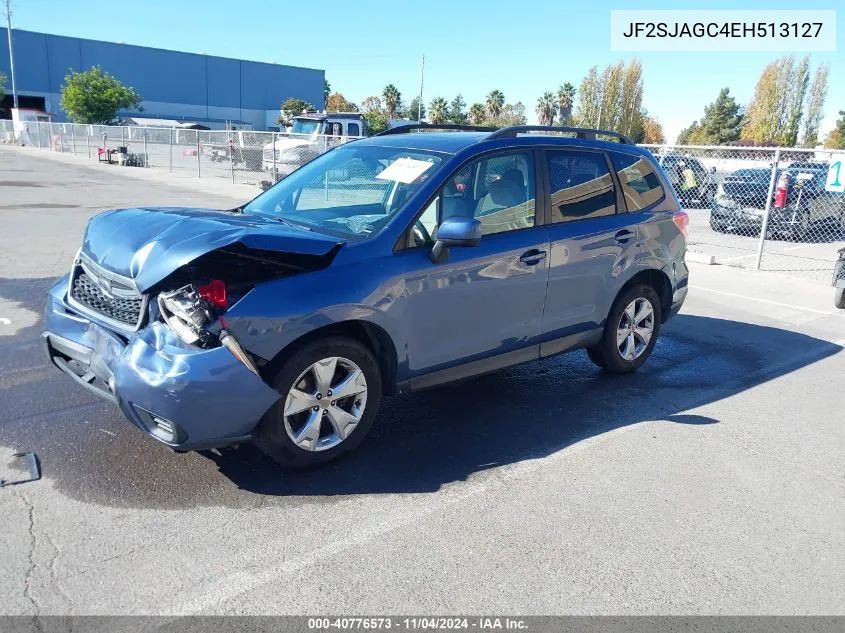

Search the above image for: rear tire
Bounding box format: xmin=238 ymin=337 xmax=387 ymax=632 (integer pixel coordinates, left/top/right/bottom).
xmin=587 ymin=284 xmax=662 ymax=374
xmin=835 ymin=287 xmax=845 ymax=310
xmin=255 ymin=336 xmax=382 ymax=468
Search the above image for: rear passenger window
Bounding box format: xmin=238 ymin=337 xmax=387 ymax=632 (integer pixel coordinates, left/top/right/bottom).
xmin=611 ymin=152 xmax=665 ymax=211
xmin=347 ymin=123 xmax=360 ymax=136
xmin=546 ymin=151 xmax=616 ymax=222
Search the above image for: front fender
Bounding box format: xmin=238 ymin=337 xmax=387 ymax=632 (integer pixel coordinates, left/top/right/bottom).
xmin=221 ymin=258 xmax=406 ymax=364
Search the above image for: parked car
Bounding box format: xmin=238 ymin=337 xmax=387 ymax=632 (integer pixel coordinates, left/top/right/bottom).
xmin=835 ymin=247 xmax=845 ymax=309
xmin=261 ymin=112 xmax=367 ymax=176
xmin=659 ymin=153 xmax=717 ymax=208
xmin=43 ymin=124 xmax=689 ymax=468
xmin=710 ymin=167 xmax=845 ymax=240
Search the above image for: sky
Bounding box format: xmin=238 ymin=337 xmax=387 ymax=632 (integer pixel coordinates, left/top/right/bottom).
xmin=6 ymin=0 xmax=843 ymax=142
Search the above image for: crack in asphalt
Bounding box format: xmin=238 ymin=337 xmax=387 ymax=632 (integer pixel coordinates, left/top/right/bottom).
xmin=15 ymin=489 xmax=40 ymax=615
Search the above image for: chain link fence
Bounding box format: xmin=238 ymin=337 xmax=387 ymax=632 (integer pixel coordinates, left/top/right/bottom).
xmin=641 ymin=144 xmax=845 ymax=281
xmin=0 ymin=120 xmax=364 ymax=187
xmin=2 ymin=121 xmax=842 ymax=281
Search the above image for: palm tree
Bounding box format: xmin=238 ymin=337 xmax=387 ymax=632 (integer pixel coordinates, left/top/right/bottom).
xmin=428 ymin=97 xmax=448 ymax=124
xmin=486 ymin=90 xmax=505 ymax=119
xmin=557 ymin=82 xmax=576 ymax=125
xmin=536 ymin=92 xmax=556 ymax=126
xmin=382 ymin=84 xmax=401 ymax=117
xmin=469 ymin=103 xmax=486 ymax=125
xmin=324 ymin=79 xmax=331 ymax=108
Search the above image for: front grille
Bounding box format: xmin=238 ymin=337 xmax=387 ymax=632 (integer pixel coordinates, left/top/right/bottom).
xmin=262 ymin=148 xmax=278 ymax=162
xmin=70 ymin=270 xmax=144 ymax=327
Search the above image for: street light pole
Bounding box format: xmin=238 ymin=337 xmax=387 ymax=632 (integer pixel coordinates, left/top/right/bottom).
xmin=4 ymin=0 xmax=18 ymax=109
xmin=418 ymin=54 xmax=424 ymax=122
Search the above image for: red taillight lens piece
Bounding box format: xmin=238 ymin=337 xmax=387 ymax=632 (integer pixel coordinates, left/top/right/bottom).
xmin=197 ymin=279 xmax=228 ymax=309
xmin=673 ymin=211 xmax=689 ymax=239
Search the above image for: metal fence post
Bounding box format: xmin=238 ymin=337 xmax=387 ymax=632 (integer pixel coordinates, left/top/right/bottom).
xmin=71 ymin=125 xmax=76 ymax=155
xmin=121 ymin=126 xmax=125 ymax=146
xmin=86 ymin=127 xmax=91 ymax=158
xmin=35 ymin=123 xmax=41 ymax=149
xmin=229 ymin=131 xmax=235 ymax=183
xmin=143 ymin=128 xmax=148 ymax=167
xmin=754 ymin=148 xmax=781 ymax=271
xmin=196 ymin=134 xmax=201 ymax=178
xmin=273 ymin=131 xmax=277 ymax=181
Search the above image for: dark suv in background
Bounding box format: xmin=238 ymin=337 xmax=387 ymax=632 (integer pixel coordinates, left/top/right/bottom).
xmin=711 ymin=165 xmax=845 ymax=240
xmin=43 ymin=124 xmax=689 ymax=468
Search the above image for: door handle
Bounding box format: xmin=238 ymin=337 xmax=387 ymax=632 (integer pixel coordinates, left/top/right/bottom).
xmin=615 ymin=229 xmax=635 ymax=244
xmin=519 ymin=249 xmax=547 ymax=265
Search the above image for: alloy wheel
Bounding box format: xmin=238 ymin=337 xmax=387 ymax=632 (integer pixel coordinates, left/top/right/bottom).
xmin=616 ymin=298 xmax=655 ymax=361
xmin=283 ymin=356 xmax=368 ymax=451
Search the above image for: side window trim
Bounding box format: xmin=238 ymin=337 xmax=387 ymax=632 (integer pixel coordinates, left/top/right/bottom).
xmin=541 ymin=147 xmax=622 ymax=224
xmin=395 ymin=147 xmax=545 ymax=252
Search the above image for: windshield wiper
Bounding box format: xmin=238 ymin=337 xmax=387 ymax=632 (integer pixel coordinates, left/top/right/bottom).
xmin=275 ymin=217 xmax=312 ymax=231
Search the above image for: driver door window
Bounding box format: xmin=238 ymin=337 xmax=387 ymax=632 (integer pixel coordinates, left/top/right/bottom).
xmin=407 ymin=152 xmax=536 ymax=247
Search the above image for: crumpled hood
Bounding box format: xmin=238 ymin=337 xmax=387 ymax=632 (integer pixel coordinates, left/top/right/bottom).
xmin=81 ymin=207 xmax=343 ymax=291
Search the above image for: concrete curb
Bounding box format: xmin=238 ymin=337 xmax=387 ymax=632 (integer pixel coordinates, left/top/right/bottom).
xmin=686 ymin=251 xmax=717 ymax=265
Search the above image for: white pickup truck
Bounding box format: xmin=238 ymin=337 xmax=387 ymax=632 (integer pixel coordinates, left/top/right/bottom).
xmin=261 ymin=112 xmax=367 ymax=176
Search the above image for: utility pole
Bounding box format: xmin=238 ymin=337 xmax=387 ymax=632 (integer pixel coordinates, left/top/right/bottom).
xmin=418 ymin=55 xmax=424 ymax=122
xmin=4 ymin=0 xmax=18 ymax=109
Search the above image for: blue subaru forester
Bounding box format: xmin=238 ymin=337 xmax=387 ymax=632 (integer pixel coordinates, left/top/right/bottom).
xmin=43 ymin=125 xmax=689 ymax=467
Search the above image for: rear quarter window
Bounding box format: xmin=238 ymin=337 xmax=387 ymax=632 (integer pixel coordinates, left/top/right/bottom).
xmin=610 ymin=152 xmax=665 ymax=211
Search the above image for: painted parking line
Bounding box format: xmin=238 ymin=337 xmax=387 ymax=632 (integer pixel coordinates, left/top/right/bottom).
xmin=689 ymin=285 xmax=837 ymax=315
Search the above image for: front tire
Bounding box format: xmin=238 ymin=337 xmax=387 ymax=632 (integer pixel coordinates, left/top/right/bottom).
xmin=255 ymin=337 xmax=382 ymax=468
xmin=587 ymin=284 xmax=662 ymax=374
xmin=835 ymin=287 xmax=845 ymax=310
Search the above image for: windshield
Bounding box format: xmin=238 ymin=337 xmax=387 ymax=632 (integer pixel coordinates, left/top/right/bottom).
xmin=290 ymin=119 xmax=321 ymax=135
xmin=243 ymin=144 xmax=446 ymax=239
xmin=729 ymin=169 xmax=771 ymax=184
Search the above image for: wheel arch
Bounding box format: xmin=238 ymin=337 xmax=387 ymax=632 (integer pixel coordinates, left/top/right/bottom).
xmin=261 ymin=319 xmax=400 ymax=395
xmin=616 ymin=268 xmax=673 ymax=323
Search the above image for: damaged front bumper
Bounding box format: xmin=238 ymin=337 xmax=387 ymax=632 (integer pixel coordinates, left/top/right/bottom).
xmin=42 ymin=275 xmax=281 ymax=451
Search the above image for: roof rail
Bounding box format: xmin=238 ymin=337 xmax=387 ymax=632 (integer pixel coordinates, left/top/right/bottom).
xmin=487 ymin=125 xmax=635 ymax=145
xmin=375 ymin=123 xmax=497 ymax=136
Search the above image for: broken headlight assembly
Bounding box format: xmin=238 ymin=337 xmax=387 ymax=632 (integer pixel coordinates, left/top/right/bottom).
xmin=157 ymin=280 xmax=260 ymax=376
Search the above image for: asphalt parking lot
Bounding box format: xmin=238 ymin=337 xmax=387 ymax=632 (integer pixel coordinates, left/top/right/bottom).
xmin=1 ymin=145 xmax=844 ymax=615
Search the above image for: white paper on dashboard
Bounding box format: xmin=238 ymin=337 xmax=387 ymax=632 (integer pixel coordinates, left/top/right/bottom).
xmin=376 ymin=157 xmax=434 ymax=184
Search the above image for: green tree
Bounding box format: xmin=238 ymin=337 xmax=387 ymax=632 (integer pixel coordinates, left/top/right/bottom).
xmin=361 ymin=96 xmax=382 ymax=114
xmin=699 ymin=88 xmax=743 ymax=145
xmin=619 ymin=60 xmax=643 ymax=138
xmin=382 ymin=84 xmax=402 ymax=117
xmin=428 ymin=97 xmax=448 ymax=124
xmin=640 ymin=116 xmax=665 ymax=144
xmin=677 ymin=121 xmax=707 ymax=145
xmin=486 ymin=90 xmax=505 ymax=119
xmin=60 ymin=66 xmax=142 ymax=124
xmin=536 ymin=92 xmax=556 ymax=125
xmin=0 ymin=71 xmax=6 ymax=103
xmin=556 ymin=82 xmax=576 ymax=125
xmin=822 ymin=110 xmax=845 ymax=149
xmin=405 ymin=97 xmax=426 ymax=121
xmin=326 ymin=92 xmax=358 ymax=112
xmin=801 ymin=64 xmax=830 ymax=147
xmin=469 ymin=103 xmax=486 ymax=125
xmin=324 ymin=79 xmax=331 ymax=107
xmin=783 ymin=55 xmax=810 ymax=147
xmin=363 ymin=111 xmax=389 ymax=136
xmin=279 ymin=97 xmax=315 ymax=124
xmin=574 ymin=66 xmax=600 ymax=127
xmin=742 ymin=55 xmax=823 ymax=146
xmin=448 ymin=94 xmax=467 ymax=124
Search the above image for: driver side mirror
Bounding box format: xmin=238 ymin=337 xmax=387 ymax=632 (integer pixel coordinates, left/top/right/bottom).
xmin=429 ymin=217 xmax=482 ymax=264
